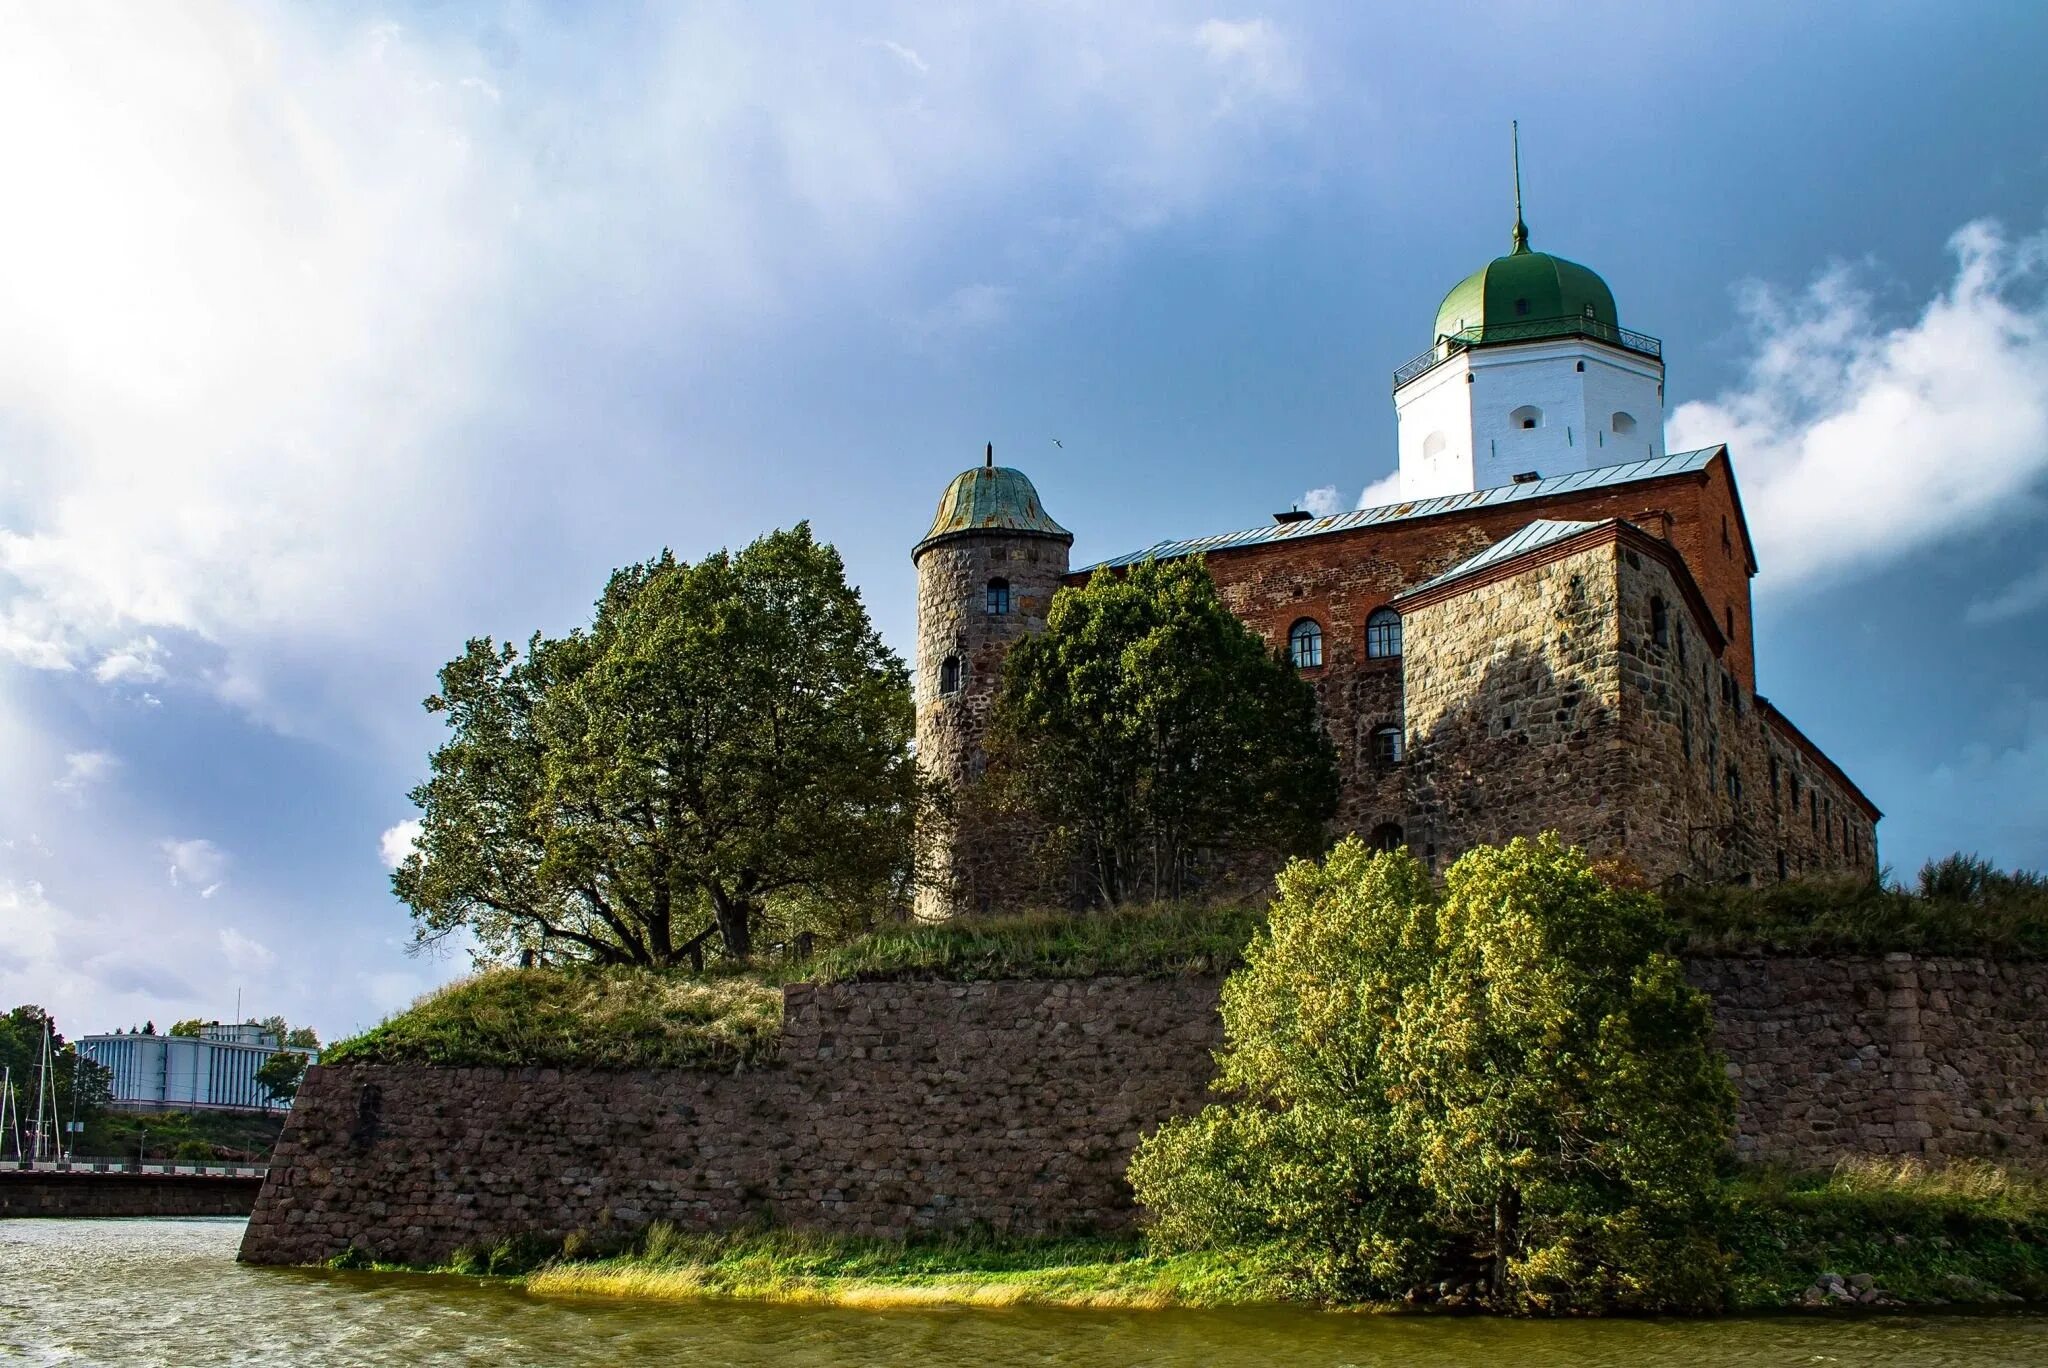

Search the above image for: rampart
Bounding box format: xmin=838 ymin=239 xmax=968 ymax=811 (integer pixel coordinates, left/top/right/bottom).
xmin=241 ymin=956 xmax=2048 ymax=1266
xmin=2 ymin=1170 xmax=264 ymax=1219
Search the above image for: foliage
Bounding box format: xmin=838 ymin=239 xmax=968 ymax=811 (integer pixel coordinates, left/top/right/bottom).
xmin=0 ymin=1005 xmax=111 ymax=1150
xmin=523 ymin=1226 xmax=1284 ymax=1309
xmin=323 ymin=967 xmax=783 ymax=1070
xmin=80 ymin=1108 xmax=285 ymax=1163
xmin=986 ymin=556 xmax=1338 ymax=907
xmin=256 ymin=1049 xmax=311 ymax=1104
xmin=169 ymin=1015 xmax=321 ymax=1048
xmin=1131 ymin=835 xmax=1735 ymax=1312
xmin=809 ymin=901 xmax=1261 ymax=982
xmin=1667 ymin=852 xmax=2048 ymax=957
xmin=168 ymin=1019 xmax=206 ymax=1038
xmin=1721 ymin=1159 xmax=2048 ymax=1307
xmin=395 ymin=524 xmax=925 ymax=964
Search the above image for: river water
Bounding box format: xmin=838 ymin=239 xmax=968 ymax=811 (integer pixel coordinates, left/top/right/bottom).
xmin=4 ymin=1218 xmax=2047 ymax=1367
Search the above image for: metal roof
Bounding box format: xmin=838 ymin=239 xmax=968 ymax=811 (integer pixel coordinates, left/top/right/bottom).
xmin=1397 ymin=518 xmax=1605 ymax=599
xmin=1079 ymin=446 xmax=1725 ymax=572
xmin=914 ymin=464 xmax=1073 ymax=560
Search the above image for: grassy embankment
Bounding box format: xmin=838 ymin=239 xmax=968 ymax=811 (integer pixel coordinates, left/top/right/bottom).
xmin=81 ymin=1107 xmax=286 ymax=1162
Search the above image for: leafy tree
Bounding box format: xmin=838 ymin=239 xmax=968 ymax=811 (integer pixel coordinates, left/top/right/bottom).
xmin=396 ymin=524 xmax=923 ymax=963
xmin=987 ymin=557 xmax=1339 ymax=906
xmin=168 ymin=1018 xmax=207 ymax=1038
xmin=245 ymin=1015 xmax=321 ymax=1050
xmin=254 ymin=1049 xmax=310 ymax=1105
xmin=0 ymin=1007 xmax=112 ymax=1150
xmin=1130 ymin=835 xmax=1735 ymax=1312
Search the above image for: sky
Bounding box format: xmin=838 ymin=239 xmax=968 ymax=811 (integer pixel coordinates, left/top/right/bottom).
xmin=3 ymin=1 xmax=2046 ymax=1044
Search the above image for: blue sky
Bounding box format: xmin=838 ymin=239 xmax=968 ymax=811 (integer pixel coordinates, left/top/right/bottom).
xmin=3 ymin=2 xmax=2045 ymax=1042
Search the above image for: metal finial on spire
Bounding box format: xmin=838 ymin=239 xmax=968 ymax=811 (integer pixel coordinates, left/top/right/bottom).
xmin=1511 ymin=120 xmax=1530 ymax=254
xmin=985 ymin=442 xmax=993 ymax=469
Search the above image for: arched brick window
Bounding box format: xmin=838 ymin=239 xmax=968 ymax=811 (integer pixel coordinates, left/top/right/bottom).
xmin=1288 ymin=618 xmax=1323 ymax=669
xmin=1367 ymin=822 xmax=1404 ymax=852
xmin=986 ymin=577 xmax=1011 ymax=615
xmin=1366 ymin=607 xmax=1402 ymax=659
xmin=938 ymin=655 xmax=962 ymax=696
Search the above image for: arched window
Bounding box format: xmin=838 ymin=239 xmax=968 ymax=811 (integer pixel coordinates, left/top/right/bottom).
xmin=1650 ymin=595 xmax=1669 ymax=648
xmin=1611 ymin=411 xmax=1638 ymax=435
xmin=1365 ymin=607 xmax=1402 ymax=659
xmin=1422 ymin=431 xmax=1448 ymax=461
xmin=1370 ymin=725 xmax=1404 ymax=767
xmin=1287 ymin=618 xmax=1323 ymax=669
xmin=1510 ymin=404 xmax=1542 ymax=430
xmin=938 ymin=655 xmax=962 ymax=696
xmin=986 ymin=577 xmax=1011 ymax=615
xmin=1367 ymin=822 xmax=1404 ymax=852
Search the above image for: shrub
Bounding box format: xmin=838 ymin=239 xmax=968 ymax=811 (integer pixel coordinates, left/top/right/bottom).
xmin=1131 ymin=834 xmax=1735 ymax=1312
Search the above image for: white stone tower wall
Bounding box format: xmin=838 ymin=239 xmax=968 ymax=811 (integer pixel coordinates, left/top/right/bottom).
xmin=912 ymin=532 xmax=1070 ymax=920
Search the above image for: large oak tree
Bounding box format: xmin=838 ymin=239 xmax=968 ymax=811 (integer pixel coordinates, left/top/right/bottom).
xmin=395 ymin=525 xmax=921 ymax=964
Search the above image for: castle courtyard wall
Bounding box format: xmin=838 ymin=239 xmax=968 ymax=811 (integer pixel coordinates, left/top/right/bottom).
xmin=243 ymin=957 xmax=2048 ymax=1266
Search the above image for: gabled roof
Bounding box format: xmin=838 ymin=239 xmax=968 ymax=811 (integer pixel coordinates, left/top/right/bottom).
xmin=1399 ymin=519 xmax=1602 ymax=598
xmin=1080 ymin=447 xmax=1728 ymax=571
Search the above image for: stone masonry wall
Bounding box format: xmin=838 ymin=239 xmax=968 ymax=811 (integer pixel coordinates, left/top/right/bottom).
xmin=243 ymin=958 xmax=2048 ymax=1266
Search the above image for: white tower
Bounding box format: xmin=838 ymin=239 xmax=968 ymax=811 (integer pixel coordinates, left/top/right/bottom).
xmin=1393 ymin=128 xmax=1665 ymax=499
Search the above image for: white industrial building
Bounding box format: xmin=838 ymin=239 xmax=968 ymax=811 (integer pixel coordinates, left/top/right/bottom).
xmin=78 ymin=1023 xmax=317 ymax=1113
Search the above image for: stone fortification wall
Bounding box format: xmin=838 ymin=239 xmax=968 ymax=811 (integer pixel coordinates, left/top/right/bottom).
xmin=2 ymin=1171 xmax=263 ymax=1218
xmin=242 ymin=957 xmax=2048 ymax=1266
xmin=240 ymin=977 xmax=1221 ymax=1266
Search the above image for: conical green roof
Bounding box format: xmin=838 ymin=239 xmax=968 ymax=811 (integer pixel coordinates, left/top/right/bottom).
xmin=913 ymin=463 xmax=1071 ymax=559
xmin=1433 ymin=228 xmax=1618 ymax=345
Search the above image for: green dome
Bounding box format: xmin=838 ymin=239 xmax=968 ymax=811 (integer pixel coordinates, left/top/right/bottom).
xmin=913 ymin=460 xmax=1071 ymax=560
xmin=1433 ymin=230 xmax=1619 ymax=345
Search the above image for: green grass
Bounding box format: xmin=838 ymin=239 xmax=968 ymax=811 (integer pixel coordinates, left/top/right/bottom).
xmin=322 ymin=967 xmax=783 ymax=1071
xmin=522 ymin=1227 xmax=1283 ymax=1310
xmin=1666 ymin=874 xmax=2048 ymax=957
xmin=807 ymin=901 xmax=1262 ymax=983
xmin=1721 ymin=1158 xmax=2048 ymax=1308
xmin=80 ymin=1108 xmax=286 ymax=1162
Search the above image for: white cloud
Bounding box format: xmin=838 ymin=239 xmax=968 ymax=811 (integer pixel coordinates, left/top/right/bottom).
xmin=93 ymin=636 xmax=167 ymax=686
xmin=1301 ymin=484 xmax=1344 ymax=517
xmin=1356 ymin=470 xmax=1402 ymax=510
xmin=217 ymin=926 xmax=276 ymax=973
xmin=55 ymin=750 xmax=119 ymax=803
xmin=380 ymin=818 xmax=423 ymax=870
xmin=0 ymin=4 xmax=1317 ymax=737
xmin=1965 ymin=556 xmax=2048 ymax=624
xmin=1668 ymin=219 xmax=2048 ymax=589
xmin=160 ymin=838 xmax=229 ymax=898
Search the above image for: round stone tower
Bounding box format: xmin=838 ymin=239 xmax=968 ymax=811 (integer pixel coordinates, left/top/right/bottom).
xmin=911 ymin=446 xmax=1072 ymax=921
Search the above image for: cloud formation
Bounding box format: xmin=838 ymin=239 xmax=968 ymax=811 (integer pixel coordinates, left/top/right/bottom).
xmin=161 ymin=838 xmax=229 ymax=898
xmin=1669 ymin=220 xmax=2048 ymax=590
xmin=380 ymin=819 xmax=423 ymax=871
xmin=54 ymin=750 xmax=119 ymax=804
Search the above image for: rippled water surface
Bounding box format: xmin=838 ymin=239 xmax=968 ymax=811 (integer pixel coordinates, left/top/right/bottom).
xmin=5 ymin=1219 xmax=2047 ymax=1367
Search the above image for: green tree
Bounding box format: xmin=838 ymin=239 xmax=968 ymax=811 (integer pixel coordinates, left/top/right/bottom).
xmin=168 ymin=1018 xmax=207 ymax=1038
xmin=987 ymin=557 xmax=1338 ymax=906
xmin=396 ymin=524 xmax=923 ymax=963
xmin=254 ymin=1049 xmax=310 ymax=1105
xmin=0 ymin=1007 xmax=112 ymax=1151
xmin=1130 ymin=835 xmax=1735 ymax=1312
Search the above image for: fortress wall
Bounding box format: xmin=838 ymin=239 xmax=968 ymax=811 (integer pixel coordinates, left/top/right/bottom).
xmin=241 ymin=958 xmax=2048 ymax=1266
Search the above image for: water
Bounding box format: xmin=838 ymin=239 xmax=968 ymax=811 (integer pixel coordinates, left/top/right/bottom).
xmin=4 ymin=1219 xmax=2046 ymax=1368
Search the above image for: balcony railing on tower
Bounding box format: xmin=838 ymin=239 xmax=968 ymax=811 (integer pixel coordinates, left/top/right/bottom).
xmin=1392 ymin=315 xmax=1663 ymax=389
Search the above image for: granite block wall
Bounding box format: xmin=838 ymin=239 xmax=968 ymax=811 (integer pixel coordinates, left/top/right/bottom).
xmin=242 ymin=957 xmax=2048 ymax=1266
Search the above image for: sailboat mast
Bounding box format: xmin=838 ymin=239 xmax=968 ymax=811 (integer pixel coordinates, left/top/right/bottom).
xmin=32 ymin=1019 xmax=50 ymax=1161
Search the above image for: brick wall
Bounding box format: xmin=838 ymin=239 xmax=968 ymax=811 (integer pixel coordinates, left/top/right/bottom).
xmin=242 ymin=959 xmax=2048 ymax=1266
xmin=1 ymin=1171 xmax=262 ymax=1218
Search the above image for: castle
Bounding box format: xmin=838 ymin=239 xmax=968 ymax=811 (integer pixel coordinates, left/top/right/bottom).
xmin=911 ymin=192 xmax=1879 ymax=920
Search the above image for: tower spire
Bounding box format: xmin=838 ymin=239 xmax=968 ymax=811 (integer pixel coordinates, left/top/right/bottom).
xmin=1511 ymin=120 xmax=1529 ymax=254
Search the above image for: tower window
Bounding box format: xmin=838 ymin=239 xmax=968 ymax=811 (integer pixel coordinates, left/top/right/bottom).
xmin=1575 ymin=360 xmax=1585 ymax=372
xmin=1288 ymin=618 xmax=1324 ymax=669
xmin=938 ymin=655 xmax=962 ymax=696
xmin=1650 ymin=595 xmax=1669 ymax=648
xmin=1611 ymin=411 xmax=1637 ymax=435
xmin=1725 ymin=605 xmax=1735 ymax=638
xmin=1366 ymin=607 xmax=1402 ymax=660
xmin=1370 ymin=725 xmax=1404 ymax=767
xmin=1367 ymin=822 xmax=1404 ymax=852
xmin=986 ymin=577 xmax=1011 ymax=615
xmin=1510 ymin=404 xmax=1542 ymax=430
